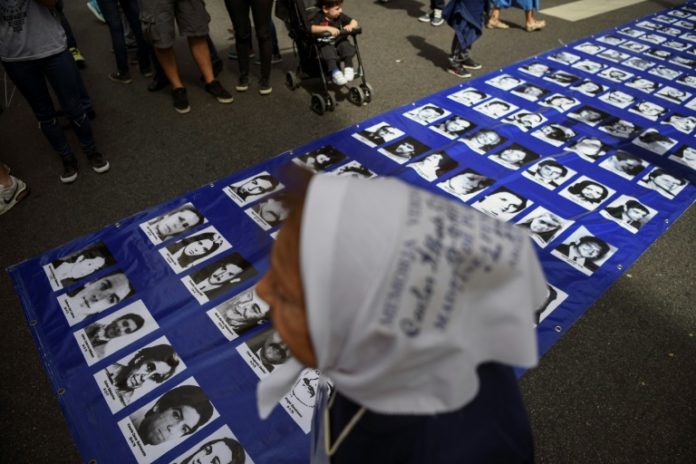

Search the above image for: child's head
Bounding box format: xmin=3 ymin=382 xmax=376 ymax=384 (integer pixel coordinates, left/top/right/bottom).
xmin=319 ymin=0 xmax=343 ymax=19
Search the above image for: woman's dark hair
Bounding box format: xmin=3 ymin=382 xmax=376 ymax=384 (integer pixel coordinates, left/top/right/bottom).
xmin=568 ymin=180 xmax=609 ymax=203
xmin=623 ymin=199 xmax=650 ymax=214
xmin=610 ymin=152 xmax=644 ymax=176
xmin=113 ymin=344 xmax=180 ymax=393
xmin=638 ymin=130 xmax=671 ymax=144
xmin=574 ymin=235 xmax=611 ymax=259
xmin=235 ymin=174 xmax=279 ymax=199
xmin=180 ymin=438 xmax=246 ymax=464
xmin=648 ymin=168 xmax=686 ymax=185
xmin=173 ymin=232 xmax=223 ymax=268
xmin=536 ymin=159 xmax=568 ymax=176
xmin=303 ymin=149 xmax=344 ymax=170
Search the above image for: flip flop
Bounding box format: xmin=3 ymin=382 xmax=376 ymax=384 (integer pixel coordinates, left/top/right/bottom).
xmin=486 ymin=19 xmax=510 ymax=29
xmin=526 ymin=20 xmax=546 ymax=32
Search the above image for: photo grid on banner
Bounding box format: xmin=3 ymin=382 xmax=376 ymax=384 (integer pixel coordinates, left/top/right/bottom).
xmin=8 ymin=2 xmax=696 ymax=463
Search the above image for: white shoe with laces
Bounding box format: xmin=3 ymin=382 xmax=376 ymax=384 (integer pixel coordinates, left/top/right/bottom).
xmin=0 ymin=175 xmax=28 ymax=216
xmin=332 ymin=69 xmax=347 ymax=86
xmin=343 ymin=67 xmax=355 ymax=82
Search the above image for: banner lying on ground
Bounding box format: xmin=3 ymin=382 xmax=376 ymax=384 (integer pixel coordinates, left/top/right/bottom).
xmin=9 ymin=3 xmax=696 ymax=463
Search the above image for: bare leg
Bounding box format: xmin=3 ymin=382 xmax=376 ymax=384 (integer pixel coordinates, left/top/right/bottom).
xmin=486 ymin=7 xmax=509 ymax=29
xmin=0 ymin=163 xmax=10 ymax=187
xmin=154 ymin=48 xmax=183 ymax=89
xmin=525 ymin=10 xmax=546 ymax=31
xmin=189 ymin=36 xmax=214 ymax=84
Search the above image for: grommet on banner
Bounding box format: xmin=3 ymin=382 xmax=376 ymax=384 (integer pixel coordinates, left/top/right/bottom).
xmin=29 ymin=319 xmax=38 ymax=326
xmin=209 ymin=183 xmax=215 ymax=188
xmin=88 ymin=459 xmax=97 ymax=464
xmin=664 ymin=218 xmax=670 ymax=224
xmin=115 ymin=222 xmax=121 ymax=228
xmin=617 ymin=264 xmax=624 ymax=270
xmin=554 ymin=325 xmax=562 ymax=333
xmin=57 ymin=387 xmax=66 ymax=395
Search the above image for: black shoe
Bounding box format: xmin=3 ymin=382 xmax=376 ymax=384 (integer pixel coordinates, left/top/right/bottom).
xmin=108 ymin=72 xmax=133 ymax=84
xmin=212 ymin=58 xmax=223 ymax=77
xmin=148 ymin=76 xmax=169 ymax=92
xmin=60 ymin=156 xmax=78 ymax=184
xmin=448 ymin=66 xmax=472 ymax=78
xmin=205 ymin=80 xmax=234 ymax=103
xmin=259 ymin=78 xmax=272 ymax=95
xmin=87 ymin=108 xmax=97 ymax=120
xmin=460 ymin=57 xmax=482 ymax=70
xmin=87 ymin=152 xmax=110 ymax=173
xmin=236 ymin=75 xmax=249 ymax=92
xmin=172 ymin=87 xmax=191 ymax=114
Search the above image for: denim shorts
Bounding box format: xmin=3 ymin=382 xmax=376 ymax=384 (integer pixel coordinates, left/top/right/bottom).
xmin=140 ymin=0 xmax=210 ymax=48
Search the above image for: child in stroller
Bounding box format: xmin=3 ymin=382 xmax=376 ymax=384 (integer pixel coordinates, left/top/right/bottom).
xmin=310 ymin=0 xmax=359 ymax=86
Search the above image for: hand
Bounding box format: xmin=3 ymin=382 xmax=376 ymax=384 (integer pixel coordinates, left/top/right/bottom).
xmin=344 ymin=25 xmax=353 ymax=32
xmin=329 ymin=26 xmax=340 ymax=37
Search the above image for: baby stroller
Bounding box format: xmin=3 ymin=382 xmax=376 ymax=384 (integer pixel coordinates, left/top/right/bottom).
xmin=276 ymin=0 xmax=373 ymax=115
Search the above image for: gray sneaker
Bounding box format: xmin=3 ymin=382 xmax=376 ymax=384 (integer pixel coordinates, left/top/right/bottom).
xmin=0 ymin=175 xmax=28 ymax=216
xmin=88 ymin=152 xmax=110 ymax=173
xmin=60 ymin=156 xmax=78 ymax=184
xmin=418 ymin=12 xmax=432 ymax=23
xmin=431 ymin=9 xmax=444 ymax=26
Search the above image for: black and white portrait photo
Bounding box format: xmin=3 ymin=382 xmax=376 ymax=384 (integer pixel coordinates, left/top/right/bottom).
xmin=93 ymin=336 xmax=185 ymax=413
xmin=598 ymin=118 xmax=642 ymax=139
xmin=649 ymin=65 xmax=682 ymax=81
xmin=543 ymin=70 xmax=580 ymax=87
xmin=408 ymin=152 xmax=458 ymax=181
xmin=460 ymin=129 xmax=507 ymax=154
xmin=571 ymin=59 xmax=605 ymax=74
xmin=531 ymin=123 xmax=576 ymax=147
xmin=224 ymin=172 xmax=284 ymax=207
xmin=159 ymin=226 xmax=232 ymax=274
xmin=559 ymin=176 xmax=615 ymax=210
xmin=663 ymin=39 xmax=690 ymax=51
xmin=436 ymin=169 xmax=496 ymax=202
xmin=511 ymin=83 xmax=549 ymax=101
xmin=522 ymin=158 xmax=575 ymax=190
xmin=600 ymin=195 xmax=656 ymax=233
xmin=280 ymin=369 xmax=328 ymax=434
xmin=237 ymin=327 xmax=292 ymax=377
xmin=551 ymin=226 xmax=616 ymax=276
xmin=619 ymin=40 xmax=649 ymax=53
xmin=598 ymin=151 xmax=648 ymax=180
xmin=675 ymin=74 xmax=696 ymax=89
xmin=293 ymin=145 xmax=347 ymax=172
xmin=447 ymin=87 xmax=490 ymax=106
xmin=245 ymin=194 xmax=290 ymax=231
xmin=516 ymin=206 xmax=571 ymax=247
xmin=207 ymin=286 xmax=270 ymax=341
xmin=571 ymin=79 xmax=606 ymax=97
xmin=519 ymin=61 xmax=552 ymax=77
xmin=547 ymin=50 xmax=581 ymax=65
xmin=567 ymin=105 xmax=609 ymax=126
xmin=57 ymin=270 xmax=135 ymax=326
xmin=429 ymin=115 xmax=476 ymax=139
xmin=473 ymin=98 xmax=518 ymax=119
xmin=645 ymin=48 xmax=671 ymax=61
xmin=539 ymin=94 xmax=581 ymax=112
xmin=488 ymin=144 xmax=539 ymax=170
xmin=471 ymin=186 xmax=532 ymax=221
xmin=171 ymin=425 xmax=250 ymax=464
xmin=617 ymin=27 xmax=644 ymax=38
xmin=625 ymin=77 xmax=659 ymax=94
xmin=503 ymin=110 xmax=547 ymax=132
xmin=73 ymin=300 xmax=157 ymax=366
xmin=663 ymin=113 xmax=696 ymax=135
xmin=485 ymin=73 xmax=524 ymax=90
xmin=403 ymin=103 xmax=451 ymax=125
xmin=622 ymin=56 xmax=654 ymax=72
xmin=642 ymin=33 xmax=668 ymax=44
xmin=117 ymin=378 xmax=218 ymax=463
xmin=596 ymin=48 xmax=629 ymax=63
xmin=378 ymin=137 xmax=431 ymax=164
xmin=331 ymin=160 xmax=377 ymax=178
xmin=632 ymin=128 xmax=678 ymax=155
xmin=566 ymin=136 xmax=610 ymax=162
xmin=598 ymin=89 xmax=636 ymax=109
xmin=597 ymin=66 xmax=633 ymax=83
xmin=181 ymin=253 xmax=258 ymax=304
xmin=140 ymin=203 xmax=207 ymax=246
xmin=534 ymin=283 xmax=569 ymax=326
xmin=574 ymin=42 xmax=605 ymax=54
xmin=352 ymin=122 xmax=405 ymax=147
xmin=43 ymin=241 xmax=117 ymax=291
xmin=596 ymin=34 xmax=625 ymax=46
xmin=638 ymin=167 xmax=688 ymax=199
xmin=669 ymin=56 xmax=696 ymax=69
xmin=628 ymin=100 xmax=666 ymax=121
xmin=669 ymin=145 xmax=696 ymax=170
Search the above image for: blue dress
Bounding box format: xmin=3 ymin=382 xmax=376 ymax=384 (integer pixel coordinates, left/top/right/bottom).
xmin=491 ymin=0 xmax=541 ymax=11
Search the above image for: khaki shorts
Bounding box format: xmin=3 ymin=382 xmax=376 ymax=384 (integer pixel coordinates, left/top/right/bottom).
xmin=140 ymin=0 xmax=210 ymax=49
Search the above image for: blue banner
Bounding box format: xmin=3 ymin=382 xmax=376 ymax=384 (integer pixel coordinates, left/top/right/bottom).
xmin=8 ymin=3 xmax=696 ymax=463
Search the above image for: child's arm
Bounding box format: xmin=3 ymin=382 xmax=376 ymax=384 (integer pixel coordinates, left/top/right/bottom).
xmin=344 ymin=18 xmax=359 ymax=32
xmin=311 ymin=24 xmax=341 ymax=37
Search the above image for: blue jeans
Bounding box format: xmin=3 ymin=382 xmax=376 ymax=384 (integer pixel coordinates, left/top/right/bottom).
xmin=96 ymin=0 xmax=152 ymax=74
xmin=2 ymin=50 xmax=97 ymax=159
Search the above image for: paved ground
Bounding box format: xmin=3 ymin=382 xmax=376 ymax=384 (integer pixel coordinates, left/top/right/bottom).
xmin=1 ymin=0 xmax=694 ymax=462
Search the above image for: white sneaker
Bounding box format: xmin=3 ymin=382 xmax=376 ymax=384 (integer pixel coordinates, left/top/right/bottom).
xmin=332 ymin=70 xmax=347 ymax=86
xmin=343 ymin=67 xmax=354 ymax=82
xmin=0 ymin=175 xmax=28 ymax=216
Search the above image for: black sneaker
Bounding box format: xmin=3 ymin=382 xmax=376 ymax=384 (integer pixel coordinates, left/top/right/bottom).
xmin=148 ymin=76 xmax=169 ymax=92
xmin=460 ymin=57 xmax=482 ymax=70
xmin=87 ymin=152 xmax=110 ymax=173
xmin=60 ymin=156 xmax=78 ymax=184
xmin=236 ymin=76 xmax=249 ymax=92
xmin=205 ymin=80 xmax=234 ymax=103
xmin=259 ymin=79 xmax=272 ymax=95
xmin=108 ymin=72 xmax=133 ymax=84
xmin=448 ymin=66 xmax=472 ymax=78
xmin=172 ymin=87 xmax=191 ymax=114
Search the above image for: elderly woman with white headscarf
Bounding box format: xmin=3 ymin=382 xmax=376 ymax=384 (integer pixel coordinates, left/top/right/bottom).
xmin=256 ymin=173 xmax=547 ymax=463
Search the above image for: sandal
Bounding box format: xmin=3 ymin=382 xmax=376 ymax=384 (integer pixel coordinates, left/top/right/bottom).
xmin=525 ymin=20 xmax=546 ymax=32
xmin=486 ymin=18 xmax=510 ymax=29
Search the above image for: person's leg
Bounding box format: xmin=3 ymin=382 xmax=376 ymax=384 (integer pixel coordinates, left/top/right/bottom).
xmin=119 ymin=0 xmax=153 ymax=74
xmin=486 ymin=6 xmax=508 ymax=28
xmin=155 ymin=48 xmax=184 ymax=88
xmin=188 ymin=36 xmax=214 ymax=84
xmin=224 ymin=0 xmax=253 ymax=86
xmin=207 ymin=36 xmax=223 ymax=76
xmin=56 ymin=0 xmax=77 ymax=49
xmin=270 ymin=20 xmax=280 ymax=56
xmin=250 ymin=0 xmax=274 ymax=82
xmin=96 ymin=0 xmax=132 ymax=79
xmin=524 ymin=10 xmax=545 ymax=31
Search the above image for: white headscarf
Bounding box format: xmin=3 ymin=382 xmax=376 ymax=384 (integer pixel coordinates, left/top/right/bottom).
xmin=258 ymin=174 xmax=547 ymax=418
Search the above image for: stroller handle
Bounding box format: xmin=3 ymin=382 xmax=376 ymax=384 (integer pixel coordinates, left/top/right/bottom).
xmin=318 ymin=27 xmax=363 ymax=39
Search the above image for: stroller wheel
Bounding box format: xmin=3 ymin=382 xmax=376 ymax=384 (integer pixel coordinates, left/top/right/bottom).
xmin=362 ymin=83 xmax=374 ymax=102
xmin=286 ymin=71 xmax=301 ymax=90
xmin=348 ymin=86 xmax=366 ymax=106
xmin=310 ymin=93 xmax=326 ymax=115
xmin=326 ymin=93 xmax=336 ymax=112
